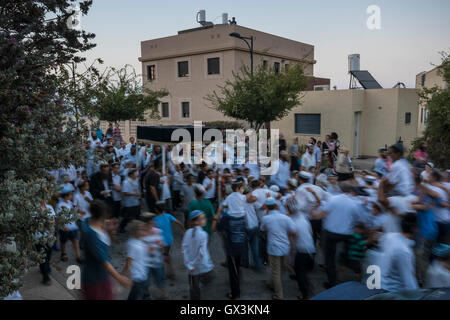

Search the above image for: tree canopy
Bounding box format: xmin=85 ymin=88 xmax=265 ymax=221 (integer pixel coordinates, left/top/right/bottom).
xmin=206 ymin=63 xmax=307 ymax=131
xmin=0 ymin=0 xmax=95 ymax=297
xmin=417 ymin=51 xmax=450 ymax=169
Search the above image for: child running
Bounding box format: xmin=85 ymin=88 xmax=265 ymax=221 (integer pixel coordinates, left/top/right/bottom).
xmin=154 ymin=201 xmax=185 ymax=280
xmin=182 ymin=210 xmax=214 ymax=300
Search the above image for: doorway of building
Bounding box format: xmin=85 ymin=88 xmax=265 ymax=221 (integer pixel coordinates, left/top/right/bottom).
xmin=354 ymin=112 xmax=361 ymax=158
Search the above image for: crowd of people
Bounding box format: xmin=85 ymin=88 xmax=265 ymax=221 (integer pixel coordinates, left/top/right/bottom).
xmin=34 ymin=126 xmax=449 ymax=300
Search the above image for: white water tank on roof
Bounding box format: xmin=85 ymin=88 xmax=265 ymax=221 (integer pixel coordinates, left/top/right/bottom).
xmin=197 ymin=10 xmax=206 ymax=23
xmin=222 ymin=13 xmax=228 ymax=25
xmin=348 ymin=54 xmax=360 ymax=72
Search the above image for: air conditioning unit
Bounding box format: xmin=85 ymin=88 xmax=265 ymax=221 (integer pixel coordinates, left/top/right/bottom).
xmin=314 ymin=85 xmax=330 ymax=91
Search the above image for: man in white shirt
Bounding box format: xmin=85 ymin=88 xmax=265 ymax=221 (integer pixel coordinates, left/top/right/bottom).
xmin=111 ymin=163 xmax=123 ymax=218
xmin=296 ymin=171 xmax=328 ymax=245
xmin=270 ymin=151 xmax=290 ymax=192
xmin=290 ymin=204 xmax=316 ymax=300
xmin=126 ymin=137 xmax=136 ymax=152
xmin=379 ymin=213 xmax=419 ymax=291
xmin=301 ymin=145 xmax=317 ymax=172
xmin=315 ymin=182 xmax=362 ymax=288
xmin=116 ymin=141 xmax=128 ymax=160
xmin=88 ymin=131 xmax=102 ymax=150
xmin=385 ymin=143 xmax=414 ymax=196
xmin=202 ymin=169 xmax=216 ymax=206
xmin=260 ymin=197 xmax=297 ymax=300
xmin=309 ymin=138 xmax=322 ymax=173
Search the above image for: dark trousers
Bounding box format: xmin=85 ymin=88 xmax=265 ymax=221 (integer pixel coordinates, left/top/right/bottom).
xmin=36 ymin=244 xmax=52 ymax=281
xmin=294 ymin=252 xmax=314 ymax=298
xmin=128 ymin=280 xmax=147 ymax=300
xmin=436 ymin=222 xmax=450 ymax=243
xmin=119 ymin=206 xmax=140 ymax=231
xmin=227 ymin=255 xmax=241 ymax=298
xmin=310 ymin=219 xmax=322 ymax=246
xmin=242 ymin=228 xmax=262 ymax=269
xmin=259 ymin=232 xmax=268 ymax=265
xmin=188 ymin=271 xmax=213 ymax=300
xmin=111 ymin=200 xmax=122 ymax=218
xmin=290 ymin=156 xmax=299 ymax=171
xmin=145 ymin=194 xmax=157 ymax=213
xmin=173 ymin=190 xmax=181 ymax=209
xmin=324 ymin=230 xmax=350 ymax=286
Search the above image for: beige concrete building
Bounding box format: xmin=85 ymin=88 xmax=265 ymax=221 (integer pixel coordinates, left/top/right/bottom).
xmin=272 ymin=88 xmax=420 ymax=158
xmin=101 ymin=24 xmax=316 ymax=142
xmin=100 ymin=23 xmax=422 ymax=158
xmin=415 ymin=66 xmax=447 ymax=135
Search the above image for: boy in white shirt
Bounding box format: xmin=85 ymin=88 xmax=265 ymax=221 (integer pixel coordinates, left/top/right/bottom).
xmin=202 ymin=169 xmax=217 ymax=207
xmin=182 ymin=210 xmax=214 ymax=300
xmin=57 ymin=185 xmax=82 ymax=263
xmin=122 ymin=220 xmax=150 ymax=300
xmin=141 ymin=212 xmax=167 ymax=300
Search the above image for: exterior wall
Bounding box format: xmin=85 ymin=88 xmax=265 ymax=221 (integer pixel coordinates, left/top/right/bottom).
xmin=271 ymin=88 xmax=420 ymax=158
xmin=360 ymin=89 xmax=400 ymax=157
xmin=395 ymin=89 xmax=420 ymax=152
xmin=272 ymin=90 xmax=356 ymax=154
xmin=104 ymin=24 xmax=316 ymax=141
xmin=415 ymin=67 xmax=447 ymax=135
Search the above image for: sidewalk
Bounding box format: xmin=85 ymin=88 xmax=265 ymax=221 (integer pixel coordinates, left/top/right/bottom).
xmin=20 ymin=267 xmax=77 ymax=300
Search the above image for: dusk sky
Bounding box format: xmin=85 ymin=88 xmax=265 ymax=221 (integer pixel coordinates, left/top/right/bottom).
xmin=80 ymin=0 xmax=450 ymax=89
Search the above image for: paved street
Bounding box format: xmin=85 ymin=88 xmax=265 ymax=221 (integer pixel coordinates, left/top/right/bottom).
xmin=20 ymin=158 xmax=377 ymax=300
xmin=22 ymin=158 xmax=377 ymax=300
xmin=25 ymin=209 xmax=357 ymax=300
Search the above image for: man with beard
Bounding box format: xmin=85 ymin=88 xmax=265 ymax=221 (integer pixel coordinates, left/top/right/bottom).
xmin=90 ymin=163 xmax=114 ymax=210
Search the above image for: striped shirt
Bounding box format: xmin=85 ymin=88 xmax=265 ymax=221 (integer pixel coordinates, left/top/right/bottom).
xmin=347 ymin=233 xmax=367 ymax=261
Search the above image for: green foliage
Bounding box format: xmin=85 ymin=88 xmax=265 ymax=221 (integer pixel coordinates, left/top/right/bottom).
xmin=92 ymin=65 xmax=168 ymax=123
xmin=0 ymin=0 xmax=95 ymax=297
xmin=204 ymin=121 xmax=245 ymax=130
xmin=206 ymin=63 xmax=307 ymax=131
xmin=418 ymin=51 xmax=450 ymax=169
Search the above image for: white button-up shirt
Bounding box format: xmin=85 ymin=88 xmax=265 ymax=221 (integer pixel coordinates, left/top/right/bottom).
xmin=301 ymin=152 xmax=316 ymax=170
xmin=202 ymin=176 xmax=216 ymax=199
xmin=386 ymin=158 xmax=414 ymax=196
xmin=270 ymin=159 xmax=290 ymax=189
xmin=292 ymin=213 xmax=316 ymax=254
xmin=260 ymin=210 xmax=297 ymax=256
xmin=182 ymin=226 xmax=214 ymax=275
xmin=322 ymin=194 xmax=361 ymax=235
xmin=295 ymin=183 xmax=329 ymax=217
xmin=379 ymin=232 xmax=418 ymax=291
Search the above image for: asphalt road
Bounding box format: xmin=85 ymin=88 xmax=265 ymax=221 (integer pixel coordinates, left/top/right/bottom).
xmin=49 ymin=206 xmax=359 ymax=300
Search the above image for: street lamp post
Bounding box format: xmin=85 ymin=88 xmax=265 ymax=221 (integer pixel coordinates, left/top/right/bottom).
xmin=229 ymin=32 xmax=254 ymax=76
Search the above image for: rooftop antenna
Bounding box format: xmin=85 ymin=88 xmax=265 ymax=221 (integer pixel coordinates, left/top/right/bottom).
xmin=196 ymin=10 xmax=213 ymax=27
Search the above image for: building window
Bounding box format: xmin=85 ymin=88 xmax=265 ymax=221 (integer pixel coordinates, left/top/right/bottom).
xmin=274 ymin=62 xmax=280 ymax=74
xmin=178 ymin=61 xmax=189 ymax=77
xmin=181 ymin=102 xmax=190 ymax=118
xmin=421 ymin=73 xmax=426 ymax=86
xmin=207 ymin=57 xmax=220 ymax=75
xmin=263 ymin=60 xmax=268 ymax=69
xmin=161 ymin=102 xmax=169 ymax=118
xmin=147 ymin=65 xmax=156 ymax=80
xmin=405 ymin=112 xmax=411 ymax=125
xmin=420 ymin=108 xmax=424 ymax=123
xmin=295 ymin=114 xmax=321 ymax=135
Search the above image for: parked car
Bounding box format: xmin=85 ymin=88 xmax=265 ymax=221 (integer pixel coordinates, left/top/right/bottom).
xmin=311 ymin=281 xmax=450 ymax=300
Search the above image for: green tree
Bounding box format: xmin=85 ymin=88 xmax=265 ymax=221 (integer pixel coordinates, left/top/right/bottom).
xmin=0 ymin=0 xmax=95 ymax=297
xmin=206 ymin=63 xmax=307 ymax=132
xmin=91 ymin=64 xmax=168 ymax=123
xmin=417 ymin=51 xmax=450 ymax=168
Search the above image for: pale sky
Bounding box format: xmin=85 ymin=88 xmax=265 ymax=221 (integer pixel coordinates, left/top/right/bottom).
xmin=80 ymin=0 xmax=450 ymax=89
